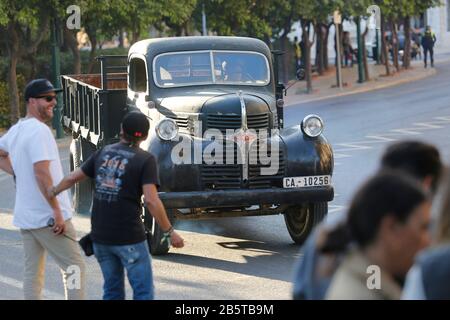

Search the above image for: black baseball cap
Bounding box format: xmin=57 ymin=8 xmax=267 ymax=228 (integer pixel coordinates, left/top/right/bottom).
xmin=122 ymin=112 xmax=149 ymax=138
xmin=25 ymin=79 xmax=62 ymax=101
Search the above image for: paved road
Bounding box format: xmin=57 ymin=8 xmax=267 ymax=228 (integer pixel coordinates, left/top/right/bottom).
xmin=0 ymin=61 xmax=449 ymax=299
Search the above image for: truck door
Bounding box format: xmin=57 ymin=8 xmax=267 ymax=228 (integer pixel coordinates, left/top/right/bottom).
xmin=128 ymin=55 xmax=158 ymax=126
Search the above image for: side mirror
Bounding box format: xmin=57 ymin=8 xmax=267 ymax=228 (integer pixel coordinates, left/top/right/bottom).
xmin=145 ymin=95 xmax=155 ymax=108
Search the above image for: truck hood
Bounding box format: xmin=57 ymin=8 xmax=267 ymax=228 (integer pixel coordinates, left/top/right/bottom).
xmin=158 ymin=89 xmax=274 ymax=114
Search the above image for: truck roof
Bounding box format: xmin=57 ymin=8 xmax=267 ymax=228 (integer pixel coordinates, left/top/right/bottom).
xmin=129 ymin=36 xmax=272 ymax=59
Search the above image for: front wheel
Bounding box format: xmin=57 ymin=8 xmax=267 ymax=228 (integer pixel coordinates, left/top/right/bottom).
xmin=143 ymin=208 xmax=176 ymax=255
xmin=70 ymin=138 xmax=93 ymax=215
xmin=284 ymin=202 xmax=328 ymax=245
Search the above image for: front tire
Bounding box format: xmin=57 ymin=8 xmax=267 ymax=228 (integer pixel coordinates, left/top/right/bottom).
xmin=143 ymin=208 xmax=175 ymax=255
xmin=284 ymin=202 xmax=327 ymax=245
xmin=70 ymin=138 xmax=93 ymax=215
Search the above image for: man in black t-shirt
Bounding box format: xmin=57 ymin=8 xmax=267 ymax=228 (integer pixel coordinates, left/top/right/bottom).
xmin=50 ymin=111 xmax=184 ymax=300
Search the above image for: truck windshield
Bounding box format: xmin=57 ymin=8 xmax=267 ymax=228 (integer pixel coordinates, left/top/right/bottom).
xmin=153 ymin=51 xmax=270 ymax=88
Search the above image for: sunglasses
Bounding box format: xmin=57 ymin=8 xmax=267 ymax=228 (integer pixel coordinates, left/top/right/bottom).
xmin=34 ymin=95 xmax=57 ymax=102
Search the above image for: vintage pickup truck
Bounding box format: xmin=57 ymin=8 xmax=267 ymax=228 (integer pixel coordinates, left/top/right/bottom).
xmin=61 ymin=36 xmax=334 ymax=254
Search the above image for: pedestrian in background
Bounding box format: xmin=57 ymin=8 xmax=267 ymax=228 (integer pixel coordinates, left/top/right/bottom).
xmin=402 ymin=168 xmax=450 ymax=299
xmin=421 ymin=25 xmax=437 ymax=68
xmin=292 ymin=140 xmax=442 ymax=300
xmin=50 ymin=111 xmax=184 ymax=300
xmin=0 ymin=79 xmax=86 ymax=300
xmin=342 ymin=31 xmax=354 ymax=67
xmin=293 ymin=36 xmax=302 ymax=70
xmin=325 ymin=171 xmax=431 ymax=299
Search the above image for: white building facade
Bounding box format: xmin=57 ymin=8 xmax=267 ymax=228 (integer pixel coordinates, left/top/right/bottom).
xmin=426 ymin=1 xmax=450 ymax=51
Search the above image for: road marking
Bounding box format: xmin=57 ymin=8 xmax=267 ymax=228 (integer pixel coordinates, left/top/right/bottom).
xmin=365 ymin=135 xmax=398 ymax=142
xmin=413 ymin=122 xmax=444 ymax=130
xmin=330 ymin=115 xmax=450 ymax=165
xmin=328 ymin=205 xmax=345 ymax=214
xmin=334 ymin=143 xmax=372 ymax=152
xmin=390 ymin=128 xmax=422 ymax=135
xmin=334 ymin=153 xmax=351 ymax=159
xmin=0 ymin=274 xmax=63 ymax=299
xmin=434 ymin=116 xmax=450 ymax=122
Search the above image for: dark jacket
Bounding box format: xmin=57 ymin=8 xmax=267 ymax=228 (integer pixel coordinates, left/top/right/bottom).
xmin=421 ymin=31 xmax=436 ymax=49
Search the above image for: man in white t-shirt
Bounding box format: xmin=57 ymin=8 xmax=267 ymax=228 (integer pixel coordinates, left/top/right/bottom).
xmin=0 ymin=79 xmax=85 ymax=300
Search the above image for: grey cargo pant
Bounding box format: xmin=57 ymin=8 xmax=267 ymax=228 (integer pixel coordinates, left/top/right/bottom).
xmin=20 ymin=219 xmax=86 ymax=300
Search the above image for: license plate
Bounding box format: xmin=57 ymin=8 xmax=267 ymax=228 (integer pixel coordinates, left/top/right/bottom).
xmin=283 ymin=175 xmax=331 ymax=188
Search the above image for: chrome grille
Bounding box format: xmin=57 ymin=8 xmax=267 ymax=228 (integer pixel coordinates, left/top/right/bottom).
xmin=206 ymin=113 xmax=270 ymax=134
xmin=201 ymin=142 xmax=285 ymax=190
xmin=247 ymin=113 xmax=270 ymax=130
xmin=166 ymin=115 xmax=189 ymax=129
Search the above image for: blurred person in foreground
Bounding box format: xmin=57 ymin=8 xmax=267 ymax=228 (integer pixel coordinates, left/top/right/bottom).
xmin=402 ymin=168 xmax=450 ymax=299
xmin=325 ymin=171 xmax=432 ymax=299
xmin=292 ymin=141 xmax=442 ymax=300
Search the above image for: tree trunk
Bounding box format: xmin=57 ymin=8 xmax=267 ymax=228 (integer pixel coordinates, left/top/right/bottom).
xmin=302 ymin=21 xmax=312 ymax=94
xmin=6 ymin=22 xmax=20 ymax=124
xmin=64 ymin=29 xmax=81 ymax=74
xmin=362 ymin=25 xmax=370 ymax=81
xmin=280 ymin=34 xmax=290 ymax=84
xmin=264 ymin=33 xmax=273 ymax=50
xmin=391 ymin=21 xmax=400 ymax=72
xmin=87 ymin=34 xmax=97 ymax=74
xmin=132 ymin=29 xmax=140 ymax=44
xmin=403 ymin=16 xmax=411 ymax=69
xmin=315 ymin=23 xmax=324 ymax=75
xmin=118 ymin=29 xmax=124 ymax=48
xmin=335 ymin=24 xmax=343 ymax=66
xmin=381 ymin=17 xmax=390 ymax=76
xmin=183 ymin=21 xmax=190 ymax=36
xmin=323 ymin=24 xmax=331 ymax=70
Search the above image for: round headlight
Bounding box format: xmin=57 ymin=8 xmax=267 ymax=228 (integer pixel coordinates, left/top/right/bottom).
xmin=301 ymin=114 xmax=324 ymax=137
xmin=156 ymin=118 xmax=178 ymax=141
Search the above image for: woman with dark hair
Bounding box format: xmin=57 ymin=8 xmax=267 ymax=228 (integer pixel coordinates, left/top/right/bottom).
xmin=402 ymin=168 xmax=450 ymax=299
xmin=324 ymin=171 xmax=432 ymax=299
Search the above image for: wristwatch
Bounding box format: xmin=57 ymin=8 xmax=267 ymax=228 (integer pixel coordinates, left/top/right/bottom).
xmin=161 ymin=226 xmax=174 ymax=244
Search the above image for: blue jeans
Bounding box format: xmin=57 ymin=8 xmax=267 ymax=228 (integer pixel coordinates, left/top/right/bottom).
xmin=93 ymin=241 xmax=154 ymax=300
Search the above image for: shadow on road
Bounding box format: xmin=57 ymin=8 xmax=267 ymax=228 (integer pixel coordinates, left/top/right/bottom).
xmin=156 ymin=239 xmax=301 ymax=283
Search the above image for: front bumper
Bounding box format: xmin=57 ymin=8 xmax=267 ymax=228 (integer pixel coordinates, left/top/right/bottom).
xmin=159 ymin=186 xmax=334 ymax=209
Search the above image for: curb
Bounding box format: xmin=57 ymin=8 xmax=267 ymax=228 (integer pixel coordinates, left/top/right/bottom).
xmin=285 ymin=66 xmax=437 ymax=106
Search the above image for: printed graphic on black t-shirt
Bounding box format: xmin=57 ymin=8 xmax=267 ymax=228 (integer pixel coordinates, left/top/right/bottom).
xmin=95 ymin=150 xmax=133 ymax=202
xmin=81 ymin=143 xmax=160 ymax=245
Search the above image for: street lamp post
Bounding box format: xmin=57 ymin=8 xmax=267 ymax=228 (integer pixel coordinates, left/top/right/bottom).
xmin=202 ymin=3 xmax=207 ymax=36
xmin=51 ymin=18 xmax=64 ymax=139
xmin=334 ymin=11 xmax=343 ymax=89
xmin=356 ymin=17 xmax=364 ymax=83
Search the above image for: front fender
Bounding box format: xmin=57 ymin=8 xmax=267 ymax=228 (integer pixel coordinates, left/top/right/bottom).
xmin=278 ymin=125 xmax=334 ymax=177
xmin=146 ymin=133 xmax=202 ymax=192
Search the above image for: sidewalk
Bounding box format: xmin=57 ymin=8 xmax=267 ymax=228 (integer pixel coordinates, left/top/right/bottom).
xmin=284 ymin=57 xmax=446 ymax=106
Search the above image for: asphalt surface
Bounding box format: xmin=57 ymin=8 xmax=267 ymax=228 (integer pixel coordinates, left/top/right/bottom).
xmin=0 ymin=61 xmax=449 ymax=299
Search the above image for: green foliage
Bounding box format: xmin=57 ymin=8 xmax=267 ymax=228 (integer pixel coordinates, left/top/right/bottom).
xmin=197 ymin=0 xmax=273 ymax=38
xmin=0 ymin=74 xmax=26 ymax=128
xmin=0 ymin=82 xmax=10 ymax=128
